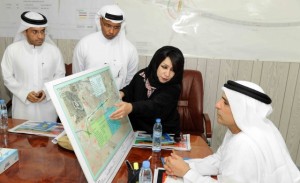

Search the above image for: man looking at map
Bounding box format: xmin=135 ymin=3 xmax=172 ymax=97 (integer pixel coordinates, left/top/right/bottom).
xmin=72 ymin=4 xmax=138 ymax=89
xmin=1 ymin=11 xmax=65 ymax=121
xmin=163 ymin=81 xmax=300 ymax=182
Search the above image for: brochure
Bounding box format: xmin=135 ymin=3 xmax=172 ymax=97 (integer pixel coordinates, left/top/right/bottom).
xmin=0 ymin=148 xmax=19 ymax=174
xmin=133 ymin=132 xmax=191 ymax=151
xmin=8 ymin=121 xmax=64 ymax=138
xmin=135 ymin=132 xmax=175 ymax=145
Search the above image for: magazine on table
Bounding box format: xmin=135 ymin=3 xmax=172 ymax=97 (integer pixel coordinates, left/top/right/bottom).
xmin=8 ymin=120 xmax=64 ymax=138
xmin=132 ymin=131 xmax=191 ymax=151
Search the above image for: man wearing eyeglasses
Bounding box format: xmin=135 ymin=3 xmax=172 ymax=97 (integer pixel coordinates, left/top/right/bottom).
xmin=1 ymin=11 xmax=65 ymax=122
xmin=72 ymin=4 xmax=139 ymax=89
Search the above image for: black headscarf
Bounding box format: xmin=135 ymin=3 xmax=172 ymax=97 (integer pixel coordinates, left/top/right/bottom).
xmin=145 ymin=46 xmax=184 ymax=88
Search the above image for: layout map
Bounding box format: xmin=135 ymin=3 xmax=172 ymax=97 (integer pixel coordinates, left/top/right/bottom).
xmin=46 ymin=66 xmax=134 ymax=182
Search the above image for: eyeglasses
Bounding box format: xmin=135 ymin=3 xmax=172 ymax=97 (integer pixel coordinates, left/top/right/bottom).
xmin=101 ymin=18 xmax=121 ymax=31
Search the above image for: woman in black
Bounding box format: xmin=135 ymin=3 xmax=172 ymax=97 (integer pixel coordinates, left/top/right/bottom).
xmin=110 ymin=46 xmax=184 ymax=134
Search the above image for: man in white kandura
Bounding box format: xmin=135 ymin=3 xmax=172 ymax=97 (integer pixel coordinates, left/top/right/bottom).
xmin=72 ymin=4 xmax=138 ymax=89
xmin=164 ymin=80 xmax=300 ymax=183
xmin=1 ymin=11 xmax=65 ymax=121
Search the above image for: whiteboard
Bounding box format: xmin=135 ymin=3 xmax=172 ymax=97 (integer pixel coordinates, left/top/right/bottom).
xmin=0 ymin=0 xmax=112 ymax=39
xmin=117 ymin=0 xmax=300 ymax=62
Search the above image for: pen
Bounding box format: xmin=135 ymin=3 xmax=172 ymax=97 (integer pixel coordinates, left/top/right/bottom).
xmin=52 ymin=130 xmax=66 ymax=144
xmin=125 ymin=160 xmax=133 ymax=171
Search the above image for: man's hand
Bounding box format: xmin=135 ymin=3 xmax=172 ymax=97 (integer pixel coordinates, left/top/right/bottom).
xmin=36 ymin=90 xmax=46 ymax=102
xmin=27 ymin=90 xmax=46 ymax=103
xmin=164 ymin=151 xmax=190 ymax=177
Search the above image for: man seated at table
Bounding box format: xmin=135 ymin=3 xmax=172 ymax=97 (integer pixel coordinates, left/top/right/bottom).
xmin=164 ymin=80 xmax=300 ymax=182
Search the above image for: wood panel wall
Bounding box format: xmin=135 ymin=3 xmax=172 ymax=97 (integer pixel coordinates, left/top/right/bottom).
xmin=1 ymin=37 xmax=299 ymax=166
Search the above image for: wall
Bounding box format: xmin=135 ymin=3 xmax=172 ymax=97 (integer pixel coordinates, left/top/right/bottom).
xmin=1 ymin=37 xmax=300 ymax=166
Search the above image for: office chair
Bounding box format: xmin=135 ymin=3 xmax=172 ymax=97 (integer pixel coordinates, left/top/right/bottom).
xmin=177 ymin=70 xmax=212 ymax=144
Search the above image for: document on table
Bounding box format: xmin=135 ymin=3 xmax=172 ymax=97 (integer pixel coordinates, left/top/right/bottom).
xmin=133 ymin=131 xmax=191 ymax=151
xmin=8 ymin=120 xmax=64 ymax=138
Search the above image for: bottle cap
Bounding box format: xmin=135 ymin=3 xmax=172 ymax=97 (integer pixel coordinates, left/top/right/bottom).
xmin=156 ymin=118 xmax=161 ymax=123
xmin=142 ymin=160 xmax=150 ymax=168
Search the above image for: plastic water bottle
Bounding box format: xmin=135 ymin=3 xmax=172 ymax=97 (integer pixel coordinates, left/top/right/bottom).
xmin=0 ymin=99 xmax=8 ymax=132
xmin=139 ymin=160 xmax=152 ymax=183
xmin=152 ymin=118 xmax=162 ymax=152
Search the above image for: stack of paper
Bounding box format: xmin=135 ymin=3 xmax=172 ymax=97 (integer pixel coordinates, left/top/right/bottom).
xmin=132 ymin=132 xmax=191 ymax=151
xmin=135 ymin=132 xmax=175 ymax=145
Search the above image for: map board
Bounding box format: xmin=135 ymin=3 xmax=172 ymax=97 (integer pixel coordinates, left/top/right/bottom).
xmin=0 ymin=0 xmax=113 ymax=39
xmin=45 ymin=66 xmax=135 ymax=183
